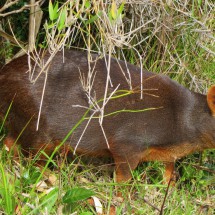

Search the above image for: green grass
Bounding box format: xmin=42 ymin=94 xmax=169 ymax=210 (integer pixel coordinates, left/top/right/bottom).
xmin=0 ymin=141 xmax=214 ymax=214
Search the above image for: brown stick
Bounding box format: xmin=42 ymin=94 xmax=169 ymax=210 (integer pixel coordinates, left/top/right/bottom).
xmin=159 ymin=170 xmax=173 ymax=215
xmin=183 ymin=162 xmax=215 ymax=174
xmin=143 ymin=198 xmax=161 ymax=213
xmin=0 ymin=30 xmax=25 ymax=46
xmin=0 ymin=1 xmax=42 ymax=17
xmin=0 ymin=0 xmax=20 ymax=13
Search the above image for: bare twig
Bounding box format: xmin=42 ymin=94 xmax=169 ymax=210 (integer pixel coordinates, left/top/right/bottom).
xmin=0 ymin=30 xmax=25 ymax=46
xmin=0 ymin=1 xmax=42 ymax=17
xmin=0 ymin=0 xmax=19 ymax=13
xmin=183 ymin=162 xmax=215 ymax=174
xmin=159 ymin=170 xmax=174 ymax=215
xmin=143 ymin=198 xmax=161 ymax=213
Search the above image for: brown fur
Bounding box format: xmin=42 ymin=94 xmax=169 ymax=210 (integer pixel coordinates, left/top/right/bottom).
xmin=0 ymin=50 xmax=215 ymax=185
xmin=207 ymin=86 xmax=215 ymax=116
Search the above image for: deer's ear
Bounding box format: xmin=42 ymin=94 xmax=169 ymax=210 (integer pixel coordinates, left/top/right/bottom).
xmin=207 ymin=86 xmax=215 ymax=116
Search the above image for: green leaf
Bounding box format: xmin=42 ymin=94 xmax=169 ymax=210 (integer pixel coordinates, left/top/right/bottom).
xmin=30 ymin=188 xmax=59 ymax=214
xmin=49 ymin=1 xmax=58 ymax=21
xmin=110 ymin=1 xmax=117 ymax=20
xmin=58 ymin=6 xmax=67 ymax=31
xmin=108 ymin=10 xmax=113 ymax=23
xmin=22 ymin=167 xmax=41 ymax=185
xmin=86 ymin=13 xmax=100 ymax=25
xmin=85 ymin=0 xmax=91 ymax=9
xmin=62 ymin=188 xmax=95 ymax=203
xmin=40 ymin=188 xmax=59 ymax=211
xmin=53 ymin=1 xmax=59 ymax=17
xmin=80 ymin=212 xmax=93 ymax=215
xmin=49 ymin=1 xmax=54 ymax=21
xmin=117 ymin=2 xmax=125 ymax=18
xmin=198 ymin=0 xmax=202 ymax=7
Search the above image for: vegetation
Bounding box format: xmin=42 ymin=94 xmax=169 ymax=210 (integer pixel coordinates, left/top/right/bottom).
xmin=0 ymin=149 xmax=214 ymax=214
xmin=0 ymin=0 xmax=214 ymax=214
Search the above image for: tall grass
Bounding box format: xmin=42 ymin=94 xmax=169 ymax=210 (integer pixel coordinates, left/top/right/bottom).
xmin=1 ymin=0 xmax=214 ymax=89
xmin=40 ymin=0 xmax=214 ymax=91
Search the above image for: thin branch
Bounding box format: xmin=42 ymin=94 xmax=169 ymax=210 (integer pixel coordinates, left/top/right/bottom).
xmin=0 ymin=0 xmax=19 ymax=13
xmin=0 ymin=30 xmax=25 ymax=46
xmin=183 ymin=162 xmax=215 ymax=174
xmin=159 ymin=170 xmax=174 ymax=215
xmin=0 ymin=1 xmax=42 ymax=17
xmin=143 ymin=198 xmax=161 ymax=213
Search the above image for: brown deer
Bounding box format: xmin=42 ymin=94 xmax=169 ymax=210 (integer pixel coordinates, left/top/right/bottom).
xmin=0 ymin=50 xmax=215 ymax=184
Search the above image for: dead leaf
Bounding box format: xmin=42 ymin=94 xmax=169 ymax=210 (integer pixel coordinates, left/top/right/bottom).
xmin=47 ymin=174 xmax=58 ymax=186
xmin=36 ymin=180 xmax=48 ymax=192
xmin=87 ymin=196 xmax=103 ymax=215
xmin=92 ymin=196 xmax=103 ymax=215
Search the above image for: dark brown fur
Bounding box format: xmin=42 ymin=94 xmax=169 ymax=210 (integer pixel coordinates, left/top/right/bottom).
xmin=0 ymin=50 xmax=215 ymax=183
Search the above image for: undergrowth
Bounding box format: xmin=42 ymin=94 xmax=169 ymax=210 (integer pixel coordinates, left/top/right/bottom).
xmin=0 ymin=145 xmax=214 ymax=214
